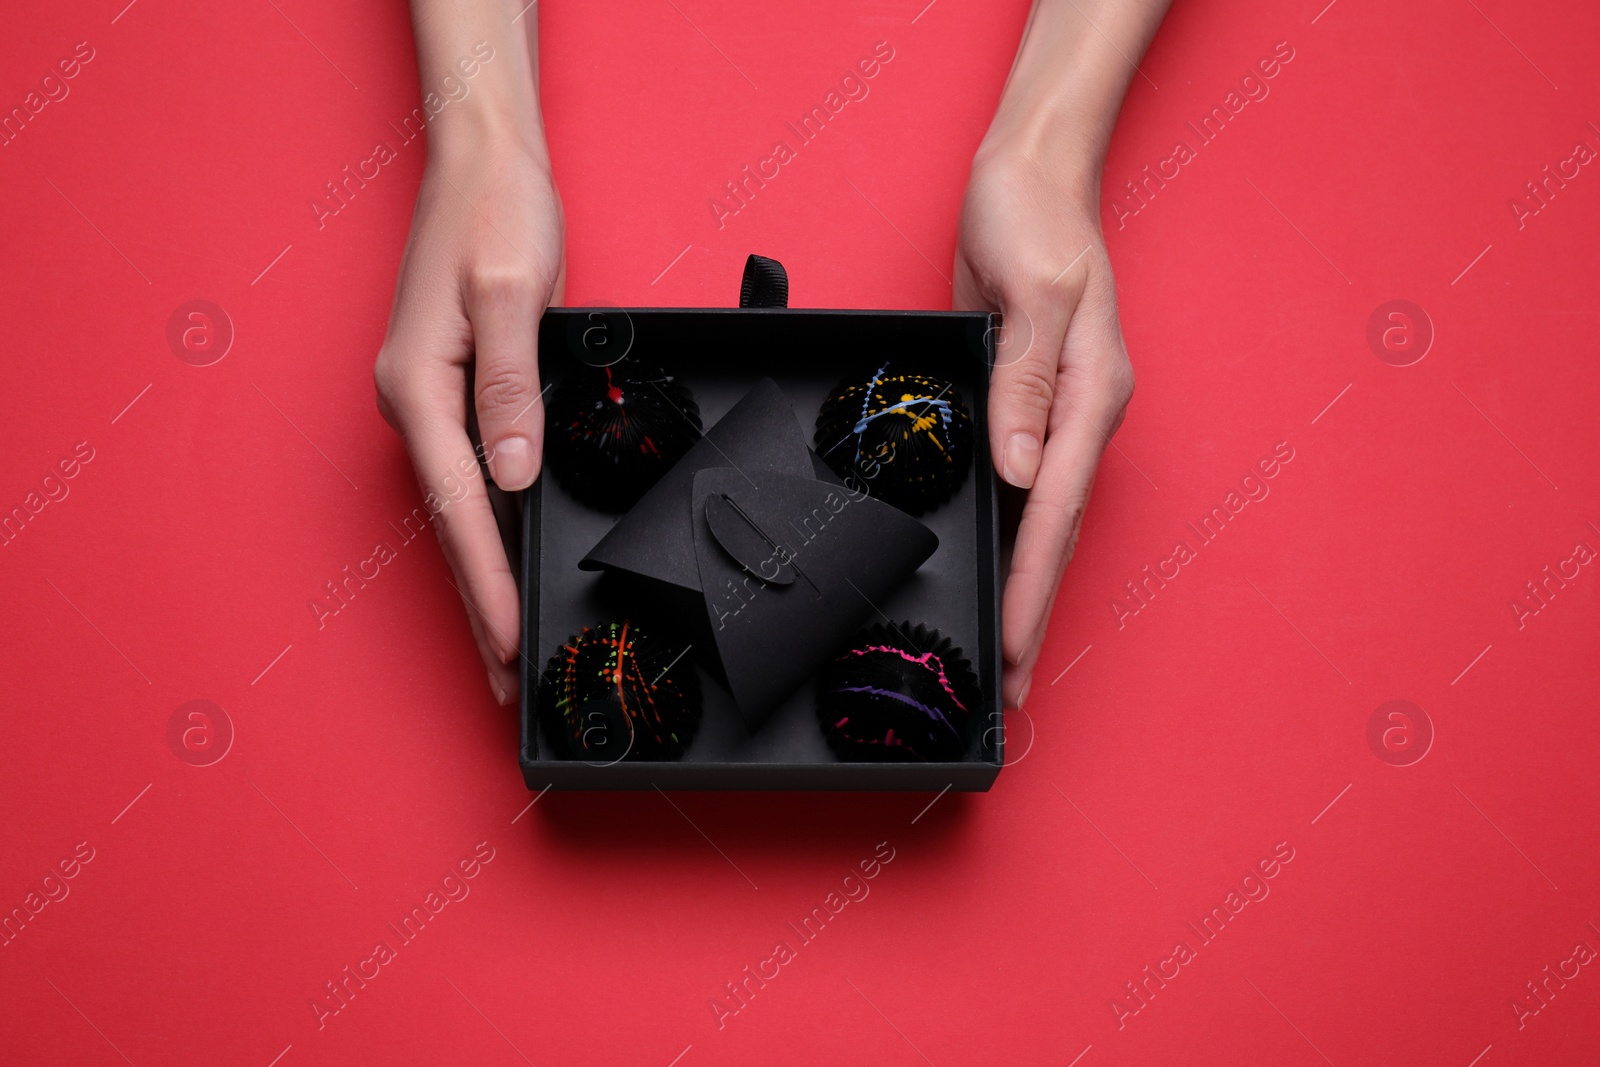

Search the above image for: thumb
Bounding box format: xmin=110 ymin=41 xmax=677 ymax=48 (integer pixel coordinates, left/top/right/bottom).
xmin=467 ymin=261 xmax=551 ymax=491
xmin=986 ymin=286 xmax=1071 ymax=490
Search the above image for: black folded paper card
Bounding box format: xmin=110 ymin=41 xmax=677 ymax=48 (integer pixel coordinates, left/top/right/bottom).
xmin=580 ymin=378 xmax=939 ymax=728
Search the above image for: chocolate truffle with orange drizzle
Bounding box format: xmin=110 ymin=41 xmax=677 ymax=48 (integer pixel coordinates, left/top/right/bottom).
xmin=817 ymin=622 xmax=980 ymax=762
xmin=540 ymin=620 xmax=701 ymax=761
xmin=544 ymin=362 xmax=701 ymax=511
xmin=814 ymin=362 xmax=973 ymax=514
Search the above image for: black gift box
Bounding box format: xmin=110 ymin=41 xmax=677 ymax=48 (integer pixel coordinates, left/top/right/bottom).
xmin=512 ymin=263 xmax=1004 ymax=791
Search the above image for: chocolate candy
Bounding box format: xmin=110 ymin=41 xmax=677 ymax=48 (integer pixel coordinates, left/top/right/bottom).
xmin=817 ymin=622 xmax=979 ymax=761
xmin=814 ymin=362 xmax=973 ymax=514
xmin=540 ymin=620 xmax=701 ymax=761
xmin=544 ymin=362 xmax=701 ymax=511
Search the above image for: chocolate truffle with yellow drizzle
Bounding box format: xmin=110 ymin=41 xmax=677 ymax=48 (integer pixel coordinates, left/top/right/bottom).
xmin=539 ymin=621 xmax=700 ymax=761
xmin=814 ymin=361 xmax=974 ymax=514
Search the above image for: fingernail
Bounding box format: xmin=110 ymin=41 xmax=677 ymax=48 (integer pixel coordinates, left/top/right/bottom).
xmin=489 ymin=435 xmax=536 ymax=490
xmin=1016 ymin=676 xmax=1032 ymax=710
xmin=1002 ymin=432 xmax=1041 ymax=489
xmin=488 ymin=670 xmax=510 ymax=706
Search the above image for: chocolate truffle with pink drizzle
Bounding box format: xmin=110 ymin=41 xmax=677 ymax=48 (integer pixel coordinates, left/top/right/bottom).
xmin=817 ymin=622 xmax=980 ymax=761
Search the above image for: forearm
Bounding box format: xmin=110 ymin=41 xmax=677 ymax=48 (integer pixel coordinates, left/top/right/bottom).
xmin=979 ymin=0 xmax=1172 ymax=199
xmin=407 ymin=0 xmax=547 ymax=163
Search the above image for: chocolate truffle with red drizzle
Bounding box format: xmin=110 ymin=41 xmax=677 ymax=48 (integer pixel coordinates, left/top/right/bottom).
xmin=540 ymin=620 xmax=701 ymax=761
xmin=817 ymin=622 xmax=980 ymax=762
xmin=814 ymin=361 xmax=973 ymax=514
xmin=544 ymin=362 xmax=701 ymax=511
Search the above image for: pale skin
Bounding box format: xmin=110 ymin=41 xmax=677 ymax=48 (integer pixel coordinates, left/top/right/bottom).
xmin=376 ymin=0 xmax=1172 ymax=709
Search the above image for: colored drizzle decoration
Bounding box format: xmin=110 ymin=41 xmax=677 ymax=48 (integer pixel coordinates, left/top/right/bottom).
xmin=817 ymin=623 xmax=979 ymax=761
xmin=848 ymin=362 xmax=961 ymax=475
xmin=813 ymin=362 xmax=973 ymax=513
xmin=542 ymin=620 xmax=700 ymax=759
xmin=544 ymin=363 xmax=701 ymax=511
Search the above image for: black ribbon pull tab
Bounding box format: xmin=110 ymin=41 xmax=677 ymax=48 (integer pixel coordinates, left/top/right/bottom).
xmin=739 ymin=254 xmax=789 ymax=308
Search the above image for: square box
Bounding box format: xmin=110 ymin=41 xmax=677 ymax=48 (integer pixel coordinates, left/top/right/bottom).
xmin=517 ymin=304 xmax=1003 ymax=790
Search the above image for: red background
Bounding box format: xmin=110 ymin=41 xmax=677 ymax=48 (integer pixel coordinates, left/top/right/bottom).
xmin=2 ymin=0 xmax=1598 ymax=1064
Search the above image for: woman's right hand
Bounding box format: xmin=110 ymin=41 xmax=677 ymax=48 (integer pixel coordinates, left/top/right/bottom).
xmin=374 ymin=54 xmax=564 ymax=706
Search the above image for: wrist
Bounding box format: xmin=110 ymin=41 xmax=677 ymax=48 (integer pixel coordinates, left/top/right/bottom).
xmin=974 ymin=101 xmax=1104 ymax=207
xmin=427 ymin=92 xmax=549 ymax=170
xmin=975 ymin=0 xmax=1169 ymax=204
xmin=409 ymin=0 xmax=548 ymax=166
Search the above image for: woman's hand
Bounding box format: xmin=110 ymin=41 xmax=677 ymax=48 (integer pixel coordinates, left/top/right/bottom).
xmin=955 ymin=0 xmax=1169 ymax=710
xmin=375 ymin=3 xmax=561 ymax=706
xmin=956 ymin=153 xmax=1132 ymax=711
